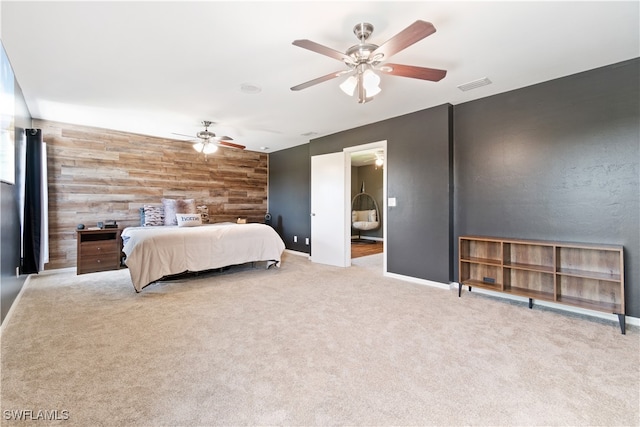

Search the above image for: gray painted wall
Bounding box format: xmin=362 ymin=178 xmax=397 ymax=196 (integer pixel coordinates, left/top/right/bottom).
xmin=269 ymin=105 xmax=454 ymax=284
xmin=268 ymin=143 xmax=311 ymax=253
xmin=268 ymin=59 xmax=639 ymax=319
xmin=1 ymin=47 xmax=31 ymax=324
xmin=273 ymin=104 xmax=454 ymax=284
xmin=454 ymin=58 xmax=639 ymax=317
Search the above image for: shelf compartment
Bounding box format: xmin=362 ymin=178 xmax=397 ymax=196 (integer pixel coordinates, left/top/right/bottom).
xmin=459 ymin=238 xmax=502 ymax=264
xmin=504 ymin=242 xmax=554 ymax=272
xmin=460 ymin=261 xmax=503 ymax=290
xmin=557 ymin=275 xmax=624 ymax=314
xmin=80 ymin=231 xmax=119 ymax=243
xmin=556 ymin=269 xmax=621 ymax=282
xmin=555 ymin=295 xmax=623 ymax=314
xmin=557 ymin=296 xmax=624 ymax=314
xmin=556 ymin=246 xmax=622 ymax=279
xmin=460 ymin=279 xmax=503 ymax=292
xmin=503 ymin=285 xmax=555 ymax=301
xmin=504 ymin=268 xmax=555 ymax=300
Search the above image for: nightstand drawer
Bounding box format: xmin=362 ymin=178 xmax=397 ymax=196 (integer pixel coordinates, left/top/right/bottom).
xmin=78 ymin=254 xmax=120 ymax=274
xmin=81 ymin=240 xmax=119 ymax=256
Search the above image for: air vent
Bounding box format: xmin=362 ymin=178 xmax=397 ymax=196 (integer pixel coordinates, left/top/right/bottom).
xmin=457 ymin=77 xmax=492 ymax=92
xmin=240 ymin=83 xmax=262 ymax=94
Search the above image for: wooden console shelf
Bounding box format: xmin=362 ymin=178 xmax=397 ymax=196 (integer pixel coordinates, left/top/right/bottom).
xmin=458 ymin=236 xmax=625 ymax=334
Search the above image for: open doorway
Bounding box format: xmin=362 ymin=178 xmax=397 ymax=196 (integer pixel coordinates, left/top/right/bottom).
xmin=309 ymin=141 xmax=387 ymax=270
xmin=345 ymin=141 xmax=387 ymax=269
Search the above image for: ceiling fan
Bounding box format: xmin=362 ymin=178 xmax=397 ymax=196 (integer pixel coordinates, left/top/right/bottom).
xmin=290 ymin=20 xmax=447 ymax=104
xmin=172 ymin=121 xmax=245 ymax=154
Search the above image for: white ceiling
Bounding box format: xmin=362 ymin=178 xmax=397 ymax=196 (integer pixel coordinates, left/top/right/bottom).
xmin=1 ymin=1 xmax=638 ymax=153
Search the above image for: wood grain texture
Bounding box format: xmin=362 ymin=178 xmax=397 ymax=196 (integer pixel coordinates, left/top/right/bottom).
xmin=36 ymin=120 xmax=268 ymax=270
xmin=458 ymin=236 xmax=625 ymax=316
xmin=350 ymin=241 xmax=383 ymax=258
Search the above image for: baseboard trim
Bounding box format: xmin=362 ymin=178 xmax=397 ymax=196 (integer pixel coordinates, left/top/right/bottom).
xmin=351 ymin=236 xmax=383 ymax=242
xmin=384 ymin=272 xmax=452 ymax=291
xmin=39 ymin=267 xmax=76 ymax=276
xmin=284 ymin=249 xmax=310 ymax=258
xmin=451 ymin=282 xmax=640 ymax=328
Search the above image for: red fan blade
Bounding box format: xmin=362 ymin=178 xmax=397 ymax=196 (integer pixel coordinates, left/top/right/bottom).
xmin=290 ymin=70 xmax=350 ymax=91
xmin=379 ymin=63 xmax=447 ymax=81
xmin=372 ymin=20 xmax=436 ymax=61
xmin=218 ymin=140 xmax=246 ymax=150
xmin=292 ymin=39 xmax=355 ymax=64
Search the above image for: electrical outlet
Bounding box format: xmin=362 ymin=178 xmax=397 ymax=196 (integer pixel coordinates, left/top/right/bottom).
xmin=305 ymin=238 xmax=309 ymax=245
xmin=293 ymin=236 xmax=297 ymax=243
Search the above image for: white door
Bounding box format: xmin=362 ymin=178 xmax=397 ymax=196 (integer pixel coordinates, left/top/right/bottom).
xmin=311 ymin=152 xmax=348 ymax=267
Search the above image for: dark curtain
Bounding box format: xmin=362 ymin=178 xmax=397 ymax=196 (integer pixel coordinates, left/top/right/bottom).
xmin=22 ymin=128 xmax=42 ymax=274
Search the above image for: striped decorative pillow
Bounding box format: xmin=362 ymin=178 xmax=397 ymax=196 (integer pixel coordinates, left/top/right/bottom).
xmin=143 ymin=205 xmax=164 ymax=226
xmin=196 ymin=205 xmax=209 ymax=224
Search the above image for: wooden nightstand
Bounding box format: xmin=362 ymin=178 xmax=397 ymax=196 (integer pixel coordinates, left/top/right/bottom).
xmin=76 ymin=228 xmax=122 ymax=275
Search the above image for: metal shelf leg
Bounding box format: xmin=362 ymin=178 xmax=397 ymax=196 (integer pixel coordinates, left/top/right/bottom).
xmin=616 ymin=313 xmax=626 ymax=335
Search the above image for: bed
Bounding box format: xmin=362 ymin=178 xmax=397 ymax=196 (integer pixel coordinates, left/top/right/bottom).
xmin=121 ymin=222 xmax=286 ymax=292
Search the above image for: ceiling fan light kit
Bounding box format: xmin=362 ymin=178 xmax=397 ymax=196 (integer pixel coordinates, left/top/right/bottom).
xmin=172 ymin=120 xmax=246 ymax=156
xmin=291 ymin=20 xmax=447 ymax=104
xmin=193 ymin=141 xmax=218 ymax=155
xmin=339 ymin=75 xmax=358 ymax=96
xmin=362 ymin=69 xmax=381 ymax=95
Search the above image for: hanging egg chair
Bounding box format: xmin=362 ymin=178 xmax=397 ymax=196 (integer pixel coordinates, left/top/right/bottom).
xmin=351 ymin=184 xmax=380 ymax=243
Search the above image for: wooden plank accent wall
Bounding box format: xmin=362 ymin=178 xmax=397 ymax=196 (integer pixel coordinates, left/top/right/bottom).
xmin=35 ymin=120 xmax=268 ymax=270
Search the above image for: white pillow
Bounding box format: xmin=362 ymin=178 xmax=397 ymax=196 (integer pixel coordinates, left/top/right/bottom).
xmin=176 ymin=213 xmax=202 ymax=227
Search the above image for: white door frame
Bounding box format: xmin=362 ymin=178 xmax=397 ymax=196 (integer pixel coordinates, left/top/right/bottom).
xmin=344 ymin=140 xmax=387 ymax=273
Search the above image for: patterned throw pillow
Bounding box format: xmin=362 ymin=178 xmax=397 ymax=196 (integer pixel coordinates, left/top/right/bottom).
xmin=162 ymin=198 xmax=196 ymax=226
xmin=143 ymin=205 xmax=165 ymax=227
xmin=176 ymin=213 xmax=202 ymax=227
xmin=196 ymin=205 xmax=209 ymax=224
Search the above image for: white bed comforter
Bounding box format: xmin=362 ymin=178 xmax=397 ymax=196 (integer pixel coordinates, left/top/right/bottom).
xmin=122 ymin=222 xmax=285 ymax=291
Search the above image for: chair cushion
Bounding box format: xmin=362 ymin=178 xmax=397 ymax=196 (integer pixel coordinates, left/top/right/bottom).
xmin=353 ymin=220 xmax=379 ymax=231
xmin=353 ymin=209 xmax=376 ymax=222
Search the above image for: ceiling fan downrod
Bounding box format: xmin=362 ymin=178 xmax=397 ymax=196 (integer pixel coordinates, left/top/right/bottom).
xmin=197 ymin=120 xmax=216 ymax=140
xmin=353 ymin=22 xmax=373 ymax=42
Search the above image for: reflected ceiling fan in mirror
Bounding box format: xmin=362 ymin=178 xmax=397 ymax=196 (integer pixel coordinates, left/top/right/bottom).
xmin=290 ymin=20 xmax=447 ymax=104
xmin=172 ymin=120 xmax=246 ymax=155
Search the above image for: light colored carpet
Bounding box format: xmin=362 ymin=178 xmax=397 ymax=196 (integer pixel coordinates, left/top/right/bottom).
xmin=1 ymin=252 xmax=638 ymax=426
